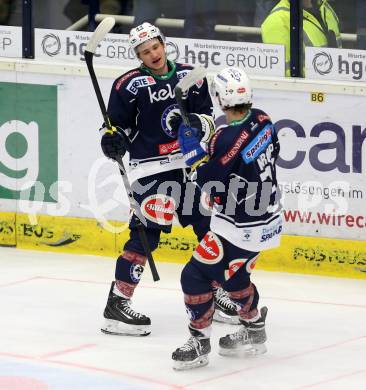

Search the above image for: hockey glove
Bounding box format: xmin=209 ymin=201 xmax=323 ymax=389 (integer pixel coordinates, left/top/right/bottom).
xmin=100 ymin=125 xmax=127 ymax=160
xmin=178 ymin=123 xmax=207 ymax=168
xmin=169 ymin=113 xmax=214 ymax=142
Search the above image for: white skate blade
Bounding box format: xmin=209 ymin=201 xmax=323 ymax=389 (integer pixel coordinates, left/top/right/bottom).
xmin=101 ymin=319 xmax=151 ymax=336
xmin=173 ymin=354 xmax=209 ymax=370
xmin=213 ymin=310 xmax=241 ymax=325
xmin=219 ymin=343 xmax=267 ymax=357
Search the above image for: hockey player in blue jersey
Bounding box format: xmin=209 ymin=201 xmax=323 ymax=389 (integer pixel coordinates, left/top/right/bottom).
xmin=172 ymin=67 xmax=283 ymax=369
xmin=99 ymin=23 xmax=239 ymax=336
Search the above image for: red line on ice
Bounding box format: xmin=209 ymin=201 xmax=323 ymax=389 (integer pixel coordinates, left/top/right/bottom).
xmin=182 ymin=335 xmax=366 ymax=388
xmin=39 ymin=344 xmax=97 ymax=359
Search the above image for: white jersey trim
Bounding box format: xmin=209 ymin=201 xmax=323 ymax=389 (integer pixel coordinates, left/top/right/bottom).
xmin=128 ymin=152 xmax=187 ymax=183
xmin=210 ymin=212 xmax=282 ymax=252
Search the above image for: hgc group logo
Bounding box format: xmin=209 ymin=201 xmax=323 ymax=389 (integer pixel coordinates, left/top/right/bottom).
xmin=312 ymin=51 xmax=333 ymax=75
xmin=41 ymin=33 xmax=61 ymax=56
xmin=166 ymin=40 xmax=180 ymax=62
xmin=309 ymin=48 xmax=366 ymax=81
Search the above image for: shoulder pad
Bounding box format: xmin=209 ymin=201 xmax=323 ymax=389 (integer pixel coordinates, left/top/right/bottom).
xmin=115 ymin=69 xmax=142 ymax=91
xmin=252 ymin=108 xmax=272 ymax=124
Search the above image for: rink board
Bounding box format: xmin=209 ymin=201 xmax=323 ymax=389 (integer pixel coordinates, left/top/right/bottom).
xmin=0 ymin=211 xmax=365 ymax=280
xmin=1 ymin=58 xmax=366 ymax=281
xmin=1 ymin=59 xmax=366 ymax=242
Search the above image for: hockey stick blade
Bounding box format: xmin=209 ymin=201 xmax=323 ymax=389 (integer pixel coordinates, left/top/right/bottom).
xmin=175 ymin=66 xmax=207 ymax=93
xmin=85 ymin=16 xmax=115 ymax=54
xmin=174 ymin=67 xmax=207 ymax=126
xmin=84 ymin=17 xmax=115 ymax=128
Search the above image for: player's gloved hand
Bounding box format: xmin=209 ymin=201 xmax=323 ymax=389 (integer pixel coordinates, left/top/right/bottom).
xmin=178 ymin=123 xmax=208 ymax=169
xmin=169 ymin=113 xmax=205 ymax=138
xmin=100 ymin=125 xmax=126 ymax=160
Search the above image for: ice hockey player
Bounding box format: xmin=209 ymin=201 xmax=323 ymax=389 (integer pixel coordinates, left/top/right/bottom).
xmin=172 ymin=66 xmax=283 ymax=369
xmin=99 ymin=22 xmax=239 ymax=337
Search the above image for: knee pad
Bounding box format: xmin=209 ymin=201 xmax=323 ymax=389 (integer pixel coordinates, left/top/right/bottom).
xmin=185 ymin=299 xmax=214 ymax=330
xmin=181 ymin=261 xmax=211 ymax=295
xmin=115 ymin=251 xmax=147 ymax=289
xmin=181 ymin=262 xmax=214 ymax=328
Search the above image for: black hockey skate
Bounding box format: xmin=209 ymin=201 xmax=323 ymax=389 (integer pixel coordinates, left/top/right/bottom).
xmin=101 ymin=282 xmax=151 ymax=336
xmin=213 ymin=286 xmax=240 ymax=325
xmin=172 ymin=326 xmax=211 ymax=370
xmin=219 ymin=306 xmax=268 ymax=356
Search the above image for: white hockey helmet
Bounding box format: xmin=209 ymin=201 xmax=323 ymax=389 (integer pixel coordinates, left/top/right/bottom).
xmin=129 ymin=22 xmax=165 ymax=53
xmin=211 ymin=67 xmax=253 ymax=109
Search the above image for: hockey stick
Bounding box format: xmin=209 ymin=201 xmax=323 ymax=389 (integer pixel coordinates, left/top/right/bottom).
xmin=84 ymin=17 xmax=160 ymax=282
xmin=174 ymin=66 xmax=207 ymax=126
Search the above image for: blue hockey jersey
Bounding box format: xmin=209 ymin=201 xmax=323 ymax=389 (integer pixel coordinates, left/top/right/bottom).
xmin=107 ymin=61 xmax=213 ymax=182
xmin=196 ymin=108 xmax=283 ymax=251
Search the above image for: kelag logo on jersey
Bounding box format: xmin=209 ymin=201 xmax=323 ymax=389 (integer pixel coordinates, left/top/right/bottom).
xmin=148 ymin=83 xmax=175 ymax=103
xmin=242 ymin=124 xmax=273 ymax=164
xmin=126 ymin=76 xmax=156 ymax=95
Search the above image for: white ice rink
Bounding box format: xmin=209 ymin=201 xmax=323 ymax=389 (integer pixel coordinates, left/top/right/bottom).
xmin=0 ymin=247 xmax=365 ymax=390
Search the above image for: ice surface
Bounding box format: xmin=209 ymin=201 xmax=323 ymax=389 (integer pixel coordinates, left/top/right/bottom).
xmin=0 ymin=247 xmax=365 ymax=390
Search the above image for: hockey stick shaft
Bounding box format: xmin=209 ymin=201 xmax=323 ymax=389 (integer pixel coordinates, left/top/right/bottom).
xmin=84 ymin=19 xmax=159 ymax=281
xmin=174 ymin=87 xmax=190 ymax=126
xmin=84 ymin=51 xmax=111 ymax=128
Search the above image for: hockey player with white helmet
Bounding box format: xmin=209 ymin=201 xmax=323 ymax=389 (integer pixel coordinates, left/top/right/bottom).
xmin=99 ymin=23 xmax=239 ymax=337
xmin=172 ymin=66 xmax=283 ymax=369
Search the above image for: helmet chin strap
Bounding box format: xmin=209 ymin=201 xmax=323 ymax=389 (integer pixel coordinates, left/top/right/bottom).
xmin=217 ymin=95 xmax=225 ymax=111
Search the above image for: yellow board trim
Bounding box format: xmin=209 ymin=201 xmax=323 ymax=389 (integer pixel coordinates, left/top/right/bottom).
xmin=0 ymin=211 xmax=16 ymax=246
xmin=0 ymin=212 xmax=365 ymax=279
